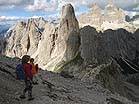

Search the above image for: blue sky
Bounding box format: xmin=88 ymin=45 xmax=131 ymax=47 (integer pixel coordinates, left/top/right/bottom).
xmin=0 ymin=0 xmax=139 ymax=24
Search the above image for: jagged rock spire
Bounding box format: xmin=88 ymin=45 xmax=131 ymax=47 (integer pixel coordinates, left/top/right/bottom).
xmin=37 ymin=4 xmax=80 ymax=71
xmin=90 ymin=3 xmax=101 ymax=14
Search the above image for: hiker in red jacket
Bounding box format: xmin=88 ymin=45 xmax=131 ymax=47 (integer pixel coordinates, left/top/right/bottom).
xmin=20 ymin=55 xmax=34 ymax=101
xmin=30 ymin=58 xmax=39 ymax=85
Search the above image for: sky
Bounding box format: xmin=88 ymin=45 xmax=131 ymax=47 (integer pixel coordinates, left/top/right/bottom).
xmin=0 ymin=0 xmax=139 ymax=24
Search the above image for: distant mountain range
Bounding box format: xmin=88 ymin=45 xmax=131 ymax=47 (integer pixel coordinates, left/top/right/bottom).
xmin=78 ymin=4 xmax=139 ymax=31
xmin=0 ymin=24 xmax=11 ymax=38
xmin=130 ymin=15 xmax=139 ymax=21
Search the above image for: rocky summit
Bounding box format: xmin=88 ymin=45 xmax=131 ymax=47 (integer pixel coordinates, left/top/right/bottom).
xmin=79 ymin=4 xmax=102 ymax=27
xmin=4 ymin=17 xmax=46 ymax=57
xmin=0 ymin=3 xmax=139 ymax=104
xmin=42 ymin=4 xmax=80 ymax=71
xmin=78 ymin=3 xmax=138 ymax=32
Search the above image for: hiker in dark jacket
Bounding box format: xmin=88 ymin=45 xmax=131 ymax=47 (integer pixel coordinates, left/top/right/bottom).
xmin=35 ymin=64 xmax=39 ymax=73
xmin=20 ymin=55 xmax=34 ymax=101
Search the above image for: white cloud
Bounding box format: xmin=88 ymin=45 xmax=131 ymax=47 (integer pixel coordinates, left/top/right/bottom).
xmin=48 ymin=0 xmax=139 ymax=20
xmin=0 ymin=15 xmax=47 ymax=22
xmin=31 ymin=15 xmax=43 ymax=18
xmin=29 ymin=0 xmax=139 ymax=13
xmin=57 ymin=0 xmax=139 ymax=11
xmin=0 ymin=0 xmax=33 ymax=9
xmin=47 ymin=12 xmax=60 ymax=18
xmin=25 ymin=0 xmax=58 ymax=12
xmin=0 ymin=0 xmax=32 ymax=5
xmin=0 ymin=16 xmax=27 ymax=22
xmin=0 ymin=5 xmax=15 ymax=9
xmin=0 ymin=0 xmax=138 ymax=12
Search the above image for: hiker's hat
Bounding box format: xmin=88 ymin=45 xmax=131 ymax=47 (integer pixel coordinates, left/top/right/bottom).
xmin=22 ymin=55 xmax=30 ymax=63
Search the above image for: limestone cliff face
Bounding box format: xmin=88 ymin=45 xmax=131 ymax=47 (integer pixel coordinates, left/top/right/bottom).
xmin=79 ymin=4 xmax=126 ymax=30
xmin=60 ymin=26 xmax=139 ymax=102
xmin=80 ymin=26 xmax=137 ymax=66
xmin=34 ymin=23 xmax=58 ymax=66
xmin=5 ymin=17 xmax=46 ymax=57
xmin=79 ymin=4 xmax=102 ymax=27
xmin=4 ymin=4 xmax=80 ymax=71
xmin=36 ymin=4 xmax=80 ymax=71
xmin=103 ymin=4 xmax=125 ymax=23
xmin=56 ymin=4 xmax=80 ymax=61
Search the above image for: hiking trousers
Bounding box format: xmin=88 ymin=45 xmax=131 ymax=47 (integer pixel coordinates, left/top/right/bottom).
xmin=23 ymin=79 xmax=33 ymax=97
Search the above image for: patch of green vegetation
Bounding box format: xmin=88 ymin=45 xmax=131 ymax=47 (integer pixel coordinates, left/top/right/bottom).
xmin=53 ymin=60 xmax=66 ymax=73
xmin=53 ymin=53 xmax=83 ymax=73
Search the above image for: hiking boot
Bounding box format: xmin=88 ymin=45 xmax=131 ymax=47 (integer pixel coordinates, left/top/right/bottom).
xmin=33 ymin=82 xmax=38 ymax=85
xmin=19 ymin=95 xmax=26 ymax=99
xmin=28 ymin=97 xmax=34 ymax=101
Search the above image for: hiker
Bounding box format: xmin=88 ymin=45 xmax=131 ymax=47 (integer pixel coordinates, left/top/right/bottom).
xmin=35 ymin=64 xmax=39 ymax=73
xmin=20 ymin=55 xmax=34 ymax=100
xmin=30 ymin=58 xmax=38 ymax=84
xmin=0 ymin=43 xmax=2 ymax=54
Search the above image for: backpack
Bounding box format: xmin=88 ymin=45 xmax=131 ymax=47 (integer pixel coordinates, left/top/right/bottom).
xmin=16 ymin=64 xmax=26 ymax=80
xmin=30 ymin=63 xmax=36 ymax=75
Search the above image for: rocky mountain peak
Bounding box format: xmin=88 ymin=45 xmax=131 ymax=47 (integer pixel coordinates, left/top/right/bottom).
xmin=4 ymin=17 xmax=46 ymax=57
xmin=59 ymin=3 xmax=79 ymax=36
xmin=90 ymin=4 xmax=101 ymax=14
xmin=105 ymin=3 xmax=117 ymax=11
xmin=61 ymin=4 xmax=75 ymax=19
xmin=79 ymin=4 xmax=102 ymax=27
xmin=58 ymin=3 xmax=80 ymax=60
xmin=79 ymin=3 xmax=126 ymax=30
xmin=104 ymin=4 xmax=125 ymax=23
xmin=2 ymin=4 xmax=80 ymax=71
xmin=25 ymin=17 xmax=46 ymax=30
xmin=32 ymin=4 xmax=80 ymax=71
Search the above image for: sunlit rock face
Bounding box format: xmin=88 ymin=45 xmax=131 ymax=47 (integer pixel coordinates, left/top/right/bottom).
xmin=4 ymin=3 xmax=138 ymax=73
xmin=79 ymin=4 xmax=126 ymax=30
xmin=4 ymin=4 xmax=80 ymax=71
xmin=79 ymin=4 xmax=103 ymax=27
xmin=56 ymin=4 xmax=80 ymax=61
xmin=36 ymin=4 xmax=80 ymax=71
xmin=103 ymin=4 xmax=125 ymax=23
xmin=5 ymin=17 xmax=46 ymax=57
